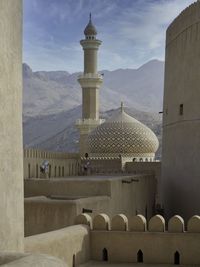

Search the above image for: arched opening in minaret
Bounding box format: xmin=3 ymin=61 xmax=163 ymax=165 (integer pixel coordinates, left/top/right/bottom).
xmin=174 ymin=251 xmax=180 ymax=265
xmin=102 ymin=248 xmax=108 ymax=261
xmin=137 ymin=250 xmax=143 ymax=263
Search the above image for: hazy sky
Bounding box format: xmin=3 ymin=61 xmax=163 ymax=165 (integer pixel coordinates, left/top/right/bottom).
xmin=23 ymin=0 xmax=194 ymax=72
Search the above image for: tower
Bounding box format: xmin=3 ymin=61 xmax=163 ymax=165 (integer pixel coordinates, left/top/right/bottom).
xmin=76 ymin=14 xmax=103 ymax=156
xmin=162 ymin=2 xmax=200 ymax=219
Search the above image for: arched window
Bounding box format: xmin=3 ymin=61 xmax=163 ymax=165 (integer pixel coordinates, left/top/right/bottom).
xmin=102 ymin=248 xmax=108 ymax=261
xmin=133 ymin=158 xmax=136 ymax=162
xmin=137 ymin=250 xmax=143 ymax=263
xmin=174 ymin=251 xmax=180 ymax=265
xmin=62 ymin=166 xmax=64 ymax=177
xmin=145 ymin=158 xmax=148 ymax=162
xmin=140 ymin=158 xmax=143 ymax=162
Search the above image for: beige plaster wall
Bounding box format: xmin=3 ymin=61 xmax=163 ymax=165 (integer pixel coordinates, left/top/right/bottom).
xmin=91 ymin=231 xmax=200 ymax=264
xmin=126 ymin=162 xmax=161 ymax=203
xmin=25 ymin=225 xmax=90 ymax=267
xmin=24 ymin=148 xmax=80 ymax=178
xmin=0 ymin=0 xmax=24 ymax=251
xmin=83 ymin=158 xmax=122 ymax=174
xmin=0 ymin=253 xmax=66 ymax=267
xmin=24 ymin=196 xmax=110 ymax=236
xmin=24 ymin=175 xmax=156 ymax=235
xmin=162 ymin=1 xmax=200 ymax=219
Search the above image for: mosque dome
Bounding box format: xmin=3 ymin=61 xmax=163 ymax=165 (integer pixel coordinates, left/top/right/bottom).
xmin=88 ymin=105 xmax=159 ymax=160
xmin=84 ymin=14 xmax=97 ymax=36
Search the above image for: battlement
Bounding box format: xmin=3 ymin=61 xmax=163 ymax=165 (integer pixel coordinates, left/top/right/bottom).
xmin=23 ymin=148 xmax=80 ymax=178
xmin=75 ymin=213 xmax=200 ymax=233
xmin=24 ymin=148 xmax=79 ymax=159
xmin=75 ymin=213 xmax=200 ymax=265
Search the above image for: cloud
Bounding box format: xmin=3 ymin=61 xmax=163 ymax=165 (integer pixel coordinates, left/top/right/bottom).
xmin=23 ymin=0 xmax=195 ymax=72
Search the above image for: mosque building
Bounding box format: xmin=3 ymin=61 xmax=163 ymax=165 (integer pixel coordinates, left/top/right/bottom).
xmin=76 ymin=15 xmax=159 ymax=165
xmin=1 ymin=1 xmax=200 ymax=267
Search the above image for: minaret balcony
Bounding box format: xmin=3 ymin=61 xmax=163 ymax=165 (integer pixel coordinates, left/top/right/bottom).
xmin=78 ymin=73 xmax=103 ymax=88
xmin=76 ymin=118 xmax=105 ymax=126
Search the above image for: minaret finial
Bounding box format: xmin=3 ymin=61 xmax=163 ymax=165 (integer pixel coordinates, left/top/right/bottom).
xmin=89 ymin=13 xmax=92 ymax=21
xmin=121 ymin=102 xmax=124 ymax=112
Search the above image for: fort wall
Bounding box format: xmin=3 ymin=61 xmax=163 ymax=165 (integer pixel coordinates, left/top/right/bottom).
xmin=0 ymin=0 xmax=24 ymax=251
xmin=75 ymin=213 xmax=200 ymax=265
xmin=23 ymin=148 xmax=80 ymax=178
xmin=24 ymin=175 xmax=156 ymax=235
xmin=162 ymin=0 xmax=200 ymax=219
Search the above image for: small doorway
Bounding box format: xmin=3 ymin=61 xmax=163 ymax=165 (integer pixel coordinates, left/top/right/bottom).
xmin=174 ymin=251 xmax=180 ymax=265
xmin=137 ymin=250 xmax=143 ymax=263
xmin=102 ymin=248 xmax=108 ymax=261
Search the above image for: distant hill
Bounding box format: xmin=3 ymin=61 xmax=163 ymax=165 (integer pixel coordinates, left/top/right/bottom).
xmin=23 ymin=60 xmax=164 ymax=117
xmin=23 ymin=60 xmax=164 ymax=158
xmin=23 ymin=106 xmax=162 ymax=159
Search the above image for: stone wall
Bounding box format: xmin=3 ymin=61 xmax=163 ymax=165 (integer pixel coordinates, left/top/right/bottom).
xmin=0 ymin=0 xmax=24 ymax=251
xmin=162 ymin=0 xmax=200 ymax=219
xmin=76 ymin=213 xmax=200 ymax=265
xmin=24 ymin=148 xmax=80 ymax=178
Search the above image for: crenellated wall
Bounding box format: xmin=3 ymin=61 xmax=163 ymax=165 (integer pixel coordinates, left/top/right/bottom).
xmin=162 ymin=0 xmax=200 ymax=219
xmin=23 ymin=148 xmax=81 ymax=178
xmin=75 ymin=213 xmax=200 ymax=265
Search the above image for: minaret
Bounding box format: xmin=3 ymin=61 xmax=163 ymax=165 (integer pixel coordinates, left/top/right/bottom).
xmin=76 ymin=14 xmax=103 ymax=156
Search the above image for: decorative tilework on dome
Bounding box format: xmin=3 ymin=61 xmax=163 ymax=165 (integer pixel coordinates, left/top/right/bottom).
xmin=88 ymin=109 xmax=159 ymax=157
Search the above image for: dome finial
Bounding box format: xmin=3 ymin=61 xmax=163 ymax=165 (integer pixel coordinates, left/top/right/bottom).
xmin=121 ymin=102 xmax=124 ymax=112
xmin=84 ymin=12 xmax=97 ymax=36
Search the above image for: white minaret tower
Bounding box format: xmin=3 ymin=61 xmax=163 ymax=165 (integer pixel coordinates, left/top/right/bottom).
xmin=76 ymin=14 xmax=103 ymax=156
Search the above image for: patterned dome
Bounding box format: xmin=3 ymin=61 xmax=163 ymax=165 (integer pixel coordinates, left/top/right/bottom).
xmin=88 ymin=107 xmax=159 ymax=158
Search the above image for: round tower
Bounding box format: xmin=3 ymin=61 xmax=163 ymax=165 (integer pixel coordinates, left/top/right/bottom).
xmin=162 ymin=1 xmax=200 ymax=219
xmin=76 ymin=14 xmax=104 ymax=156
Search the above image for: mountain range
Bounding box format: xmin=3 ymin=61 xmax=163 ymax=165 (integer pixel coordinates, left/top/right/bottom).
xmin=23 ymin=60 xmax=164 ymax=157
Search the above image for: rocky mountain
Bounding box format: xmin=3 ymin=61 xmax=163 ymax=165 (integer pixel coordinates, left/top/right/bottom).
xmin=23 ymin=106 xmax=162 ymax=159
xmin=23 ymin=60 xmax=164 ymax=117
xmin=23 ymin=60 xmax=164 ymax=158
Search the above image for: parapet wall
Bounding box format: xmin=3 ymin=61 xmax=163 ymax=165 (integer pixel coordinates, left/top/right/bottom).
xmin=25 ymin=225 xmax=90 ymax=267
xmin=24 ymin=148 xmax=80 ymax=178
xmin=75 ymin=213 xmax=200 ymax=232
xmin=75 ymin=213 xmax=200 ymax=264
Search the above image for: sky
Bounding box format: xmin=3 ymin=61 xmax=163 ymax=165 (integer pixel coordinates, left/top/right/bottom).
xmin=23 ymin=0 xmax=195 ymax=73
